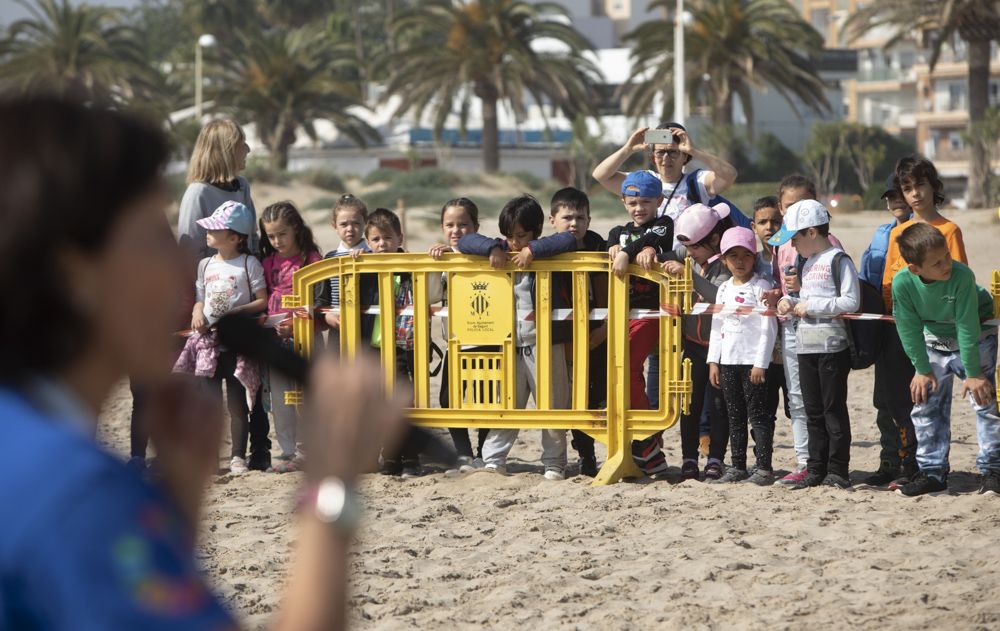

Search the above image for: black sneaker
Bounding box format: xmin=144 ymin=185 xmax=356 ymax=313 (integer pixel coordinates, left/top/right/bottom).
xmin=863 ymin=462 xmax=899 ymax=487
xmin=790 ymin=471 xmax=825 ymax=490
xmin=380 ymin=459 xmax=402 ymax=476
xmin=897 ymin=471 xmax=948 ymax=497
xmin=822 ymin=473 xmax=852 ymax=489
xmin=680 ymin=460 xmax=700 ymax=481
xmin=247 ymin=450 xmax=272 ymax=472
xmin=896 ymin=461 xmax=919 ymax=485
xmin=703 ymin=461 xmax=724 ymax=481
xmin=579 ymin=456 xmax=598 ymax=478
xmin=979 ymin=470 xmax=1000 ymax=495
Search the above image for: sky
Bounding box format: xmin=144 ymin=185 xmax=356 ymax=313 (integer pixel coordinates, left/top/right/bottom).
xmin=0 ymin=0 xmax=141 ymax=26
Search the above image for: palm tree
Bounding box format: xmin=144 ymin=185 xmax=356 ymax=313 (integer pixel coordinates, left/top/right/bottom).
xmin=847 ymin=0 xmax=1000 ymax=207
xmin=623 ymin=0 xmax=829 ymax=132
xmin=212 ymin=24 xmax=380 ymax=170
xmin=382 ymin=0 xmax=602 ymax=173
xmin=0 ymin=0 xmax=154 ymax=103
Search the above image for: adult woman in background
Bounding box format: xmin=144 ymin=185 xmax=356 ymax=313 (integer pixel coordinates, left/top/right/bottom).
xmin=0 ymin=96 xmax=399 ymax=631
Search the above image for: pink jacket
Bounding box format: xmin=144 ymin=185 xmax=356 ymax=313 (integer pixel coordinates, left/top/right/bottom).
xmin=173 ymin=331 xmax=261 ymax=408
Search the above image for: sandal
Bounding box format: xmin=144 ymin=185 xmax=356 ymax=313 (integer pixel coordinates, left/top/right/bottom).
xmin=268 ymin=457 xmax=304 ymax=474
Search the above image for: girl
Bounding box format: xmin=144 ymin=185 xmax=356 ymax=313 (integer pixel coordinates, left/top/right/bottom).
xmin=260 ymin=201 xmax=323 ymax=472
xmin=661 ymin=203 xmax=734 ymax=481
xmin=706 ymin=227 xmax=778 ymax=485
xmin=175 ymin=201 xmax=267 ymax=474
xmin=428 ymin=198 xmax=491 ymax=471
xmin=321 ymin=194 xmax=370 ymax=352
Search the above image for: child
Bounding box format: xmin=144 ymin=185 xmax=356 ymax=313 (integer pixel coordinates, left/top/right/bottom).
xmin=661 ymin=204 xmax=733 ymax=480
xmin=322 ymin=194 xmax=369 ymax=352
xmin=707 ymin=227 xmax=778 ymax=484
xmin=458 ymin=195 xmax=577 ymax=480
xmin=428 ymin=198 xmax=491 ymax=471
xmin=607 ymin=171 xmax=674 ymax=477
xmin=550 ymin=187 xmax=608 ymax=477
xmin=174 ymin=201 xmax=268 ymax=474
xmin=260 ymin=201 xmax=323 ymax=473
xmin=891 ymin=222 xmax=999 ymax=497
xmin=771 ymin=174 xmax=844 ymax=485
xmin=359 ymin=208 xmax=424 ymax=478
xmin=859 ymin=174 xmax=917 ymax=486
xmin=772 ymin=200 xmax=860 ymax=489
xmin=751 ymin=197 xmax=789 ymax=436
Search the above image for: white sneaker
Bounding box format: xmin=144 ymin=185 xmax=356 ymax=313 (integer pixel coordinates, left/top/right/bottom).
xmin=543 ymin=468 xmax=565 ymax=481
xmin=484 ymin=463 xmax=507 ymax=475
xmin=230 ymin=456 xmax=248 ymax=474
xmin=456 ymin=456 xmax=474 ymax=473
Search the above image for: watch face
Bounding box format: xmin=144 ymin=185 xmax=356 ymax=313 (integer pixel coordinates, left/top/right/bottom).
xmin=316 ymin=478 xmax=347 ymax=522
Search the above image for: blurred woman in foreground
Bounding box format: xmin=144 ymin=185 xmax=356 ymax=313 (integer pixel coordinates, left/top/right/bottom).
xmin=0 ymin=96 xmax=398 ymax=630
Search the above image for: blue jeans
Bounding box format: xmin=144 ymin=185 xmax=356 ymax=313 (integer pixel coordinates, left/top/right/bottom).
xmin=911 ymin=332 xmax=1000 ymax=481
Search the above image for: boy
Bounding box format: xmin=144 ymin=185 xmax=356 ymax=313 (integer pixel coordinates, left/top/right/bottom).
xmin=359 ymin=208 xmax=421 ymax=478
xmin=550 ymin=187 xmax=607 ymax=477
xmin=772 ymin=200 xmax=860 ymax=489
xmin=458 ymin=195 xmax=577 ymax=480
xmin=751 ymin=196 xmax=788 ymax=450
xmin=607 ymin=171 xmax=674 ymax=477
xmin=859 ymin=175 xmax=917 ymax=486
xmin=891 ymin=223 xmax=1000 ymax=497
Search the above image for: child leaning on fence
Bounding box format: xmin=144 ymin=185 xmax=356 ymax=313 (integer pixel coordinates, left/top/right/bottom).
xmin=890 ymin=222 xmax=1000 ymax=498
xmin=457 ymin=195 xmax=577 ymax=480
xmin=321 ymin=194 xmax=370 ymax=353
xmin=707 ymin=227 xmax=778 ymax=485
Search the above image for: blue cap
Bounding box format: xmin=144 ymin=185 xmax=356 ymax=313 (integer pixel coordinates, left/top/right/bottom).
xmin=621 ymin=170 xmax=662 ymax=199
xmin=880 ymin=173 xmax=896 ymax=199
xmin=196 ymin=201 xmax=255 ymax=236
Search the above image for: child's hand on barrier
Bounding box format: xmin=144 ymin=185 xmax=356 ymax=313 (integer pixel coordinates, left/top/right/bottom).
xmin=962 ymin=375 xmax=994 ymax=406
xmin=611 ymin=251 xmax=630 ymax=278
xmin=349 ymin=248 xmax=364 ymax=260
xmin=191 ymin=309 xmax=208 ymax=333
xmin=608 ymin=244 xmax=622 ymax=259
xmin=763 ymin=288 xmax=781 ymax=309
xmin=589 ymin=324 xmax=608 ymax=350
xmin=324 ymin=312 xmax=340 ymax=329
xmin=277 ymin=317 xmax=294 ymax=338
xmin=776 ymin=298 xmax=792 ymax=316
xmin=428 ymin=243 xmax=450 ymax=259
xmin=750 ymin=367 xmax=766 ymax=385
xmin=708 ymin=363 xmax=721 ymax=389
xmin=661 ymin=260 xmax=684 ymax=276
xmin=635 ymin=246 xmax=656 ymax=271
xmin=910 ymin=372 xmax=937 ymax=404
xmin=791 ymin=302 xmax=809 ymax=318
xmin=514 ymin=246 xmax=534 ymax=269
xmin=488 ymin=247 xmax=506 ymax=269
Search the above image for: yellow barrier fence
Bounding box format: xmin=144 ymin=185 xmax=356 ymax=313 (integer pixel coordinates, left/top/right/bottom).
xmin=994 ymin=270 xmax=999 ymax=402
xmin=282 ymin=252 xmax=693 ymax=486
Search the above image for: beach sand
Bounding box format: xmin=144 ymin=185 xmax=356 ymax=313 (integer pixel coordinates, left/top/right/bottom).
xmin=99 ymin=204 xmax=1000 ymax=629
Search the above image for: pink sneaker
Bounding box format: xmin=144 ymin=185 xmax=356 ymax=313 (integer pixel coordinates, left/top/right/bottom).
xmin=777 ymin=468 xmax=808 ymax=486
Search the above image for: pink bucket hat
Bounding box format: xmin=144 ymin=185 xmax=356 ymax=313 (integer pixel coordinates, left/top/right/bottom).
xmin=675 ymin=202 xmax=731 ymax=245
xmin=720 ymin=226 xmax=757 ymax=255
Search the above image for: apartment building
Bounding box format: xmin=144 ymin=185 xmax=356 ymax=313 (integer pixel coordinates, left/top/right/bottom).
xmin=798 ymin=0 xmax=1000 ymax=194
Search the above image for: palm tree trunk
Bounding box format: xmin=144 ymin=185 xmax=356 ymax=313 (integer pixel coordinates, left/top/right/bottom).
xmin=480 ymin=86 xmax=500 ymax=173
xmin=966 ymin=38 xmax=991 ymax=208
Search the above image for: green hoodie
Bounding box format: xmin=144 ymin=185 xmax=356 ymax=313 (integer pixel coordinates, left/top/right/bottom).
xmin=891 ymin=261 xmax=995 ymax=377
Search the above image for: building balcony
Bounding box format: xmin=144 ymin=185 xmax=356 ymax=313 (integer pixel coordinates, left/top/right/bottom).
xmin=856 ymin=67 xmax=916 ymax=83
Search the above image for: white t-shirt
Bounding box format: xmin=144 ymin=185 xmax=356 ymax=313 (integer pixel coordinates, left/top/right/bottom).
xmin=707 ymin=275 xmax=778 ymax=369
xmin=196 ymin=254 xmax=266 ymax=325
xmin=785 ymin=247 xmax=860 ymax=355
xmin=648 ymin=169 xmax=711 ymax=249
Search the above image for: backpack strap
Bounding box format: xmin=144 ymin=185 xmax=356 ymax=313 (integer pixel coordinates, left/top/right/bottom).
xmin=685 ymin=169 xmax=703 ymax=204
xmin=830 ymin=251 xmax=848 ymax=298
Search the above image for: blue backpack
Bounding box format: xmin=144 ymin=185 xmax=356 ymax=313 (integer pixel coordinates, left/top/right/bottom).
xmin=684 ymin=169 xmax=752 ymax=229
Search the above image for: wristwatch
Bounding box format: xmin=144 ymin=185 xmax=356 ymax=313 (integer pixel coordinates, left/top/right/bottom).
xmin=306 ymin=477 xmax=361 ymax=533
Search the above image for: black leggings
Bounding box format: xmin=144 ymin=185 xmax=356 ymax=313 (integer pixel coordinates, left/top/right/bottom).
xmin=201 ymin=351 xmax=270 ymax=460
xmin=719 ymin=365 xmax=774 ymax=471
xmin=680 ymin=341 xmax=729 ymax=462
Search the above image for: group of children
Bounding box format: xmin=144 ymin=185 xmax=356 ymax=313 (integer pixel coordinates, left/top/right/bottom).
xmin=175 ymin=150 xmax=1000 ymax=497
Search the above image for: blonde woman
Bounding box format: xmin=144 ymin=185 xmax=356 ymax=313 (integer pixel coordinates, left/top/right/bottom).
xmin=178 ymin=119 xmax=257 ymax=257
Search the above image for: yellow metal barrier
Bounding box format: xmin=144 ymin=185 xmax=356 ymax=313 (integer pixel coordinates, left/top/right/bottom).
xmin=283 ymin=253 xmax=693 ymax=485
xmin=994 ymin=270 xmax=999 ymax=402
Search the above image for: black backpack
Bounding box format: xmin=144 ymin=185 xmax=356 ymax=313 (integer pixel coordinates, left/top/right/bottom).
xmin=831 ymin=252 xmax=884 ymax=369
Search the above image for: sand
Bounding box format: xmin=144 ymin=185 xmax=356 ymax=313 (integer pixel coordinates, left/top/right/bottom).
xmin=98 ymin=204 xmax=1000 ymax=629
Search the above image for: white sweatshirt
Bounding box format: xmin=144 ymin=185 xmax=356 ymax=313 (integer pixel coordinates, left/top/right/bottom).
xmin=784 ymin=246 xmax=860 ymax=354
xmin=707 ymin=275 xmax=778 ymax=369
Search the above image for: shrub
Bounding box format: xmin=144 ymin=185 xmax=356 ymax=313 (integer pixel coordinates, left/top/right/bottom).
xmin=391 ymin=167 xmax=459 ymax=190
xmin=297 ymin=168 xmax=345 ymax=192
xmin=362 ymin=167 xmax=400 ymax=185
xmin=509 ymin=170 xmax=544 ymax=191
xmin=244 ymin=160 xmax=290 ymax=186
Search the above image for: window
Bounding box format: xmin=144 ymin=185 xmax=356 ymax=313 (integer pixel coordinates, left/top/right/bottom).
xmin=948 ymin=83 xmax=964 ymax=111
xmin=810 ymin=9 xmax=829 ymax=40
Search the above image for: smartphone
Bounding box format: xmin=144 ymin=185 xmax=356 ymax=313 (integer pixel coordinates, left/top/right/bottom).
xmin=644 ymin=129 xmax=677 ymax=146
